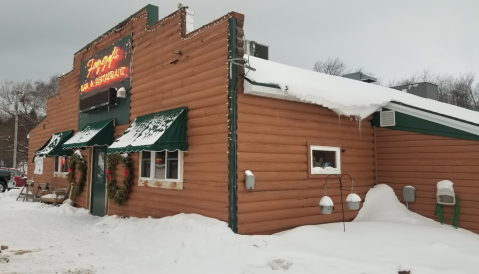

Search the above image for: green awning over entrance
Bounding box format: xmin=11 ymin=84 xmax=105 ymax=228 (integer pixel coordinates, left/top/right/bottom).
xmin=34 ymin=130 xmax=74 ymax=157
xmin=62 ymin=119 xmax=114 ymax=150
xmin=107 ymin=107 xmax=188 ymax=154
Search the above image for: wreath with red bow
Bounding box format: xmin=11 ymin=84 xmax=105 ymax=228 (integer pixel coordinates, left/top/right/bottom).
xmin=67 ymin=152 xmax=87 ymax=197
xmin=106 ymin=153 xmax=133 ymax=206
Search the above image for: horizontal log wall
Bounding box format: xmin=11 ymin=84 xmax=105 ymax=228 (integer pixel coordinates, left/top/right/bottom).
xmin=236 ymin=91 xmax=376 ymax=234
xmin=108 ymin=10 xmax=235 ymax=222
xmin=27 ymin=61 xmax=89 ymax=207
xmin=27 ymin=8 xmax=242 ymax=222
xmin=376 ymin=128 xmax=479 ymax=234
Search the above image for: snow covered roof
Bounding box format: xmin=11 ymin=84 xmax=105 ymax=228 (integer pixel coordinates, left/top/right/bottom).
xmin=245 ymin=56 xmax=479 ymax=128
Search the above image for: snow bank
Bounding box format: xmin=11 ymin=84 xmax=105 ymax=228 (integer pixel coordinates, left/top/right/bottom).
xmin=2 ymin=184 xmax=479 ymax=274
xmin=247 ymin=56 xmax=479 ymax=124
xmin=354 ymin=184 xmax=435 ymax=225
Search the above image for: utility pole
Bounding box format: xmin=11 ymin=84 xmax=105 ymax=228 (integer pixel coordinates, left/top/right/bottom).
xmin=12 ymin=95 xmax=19 ymax=169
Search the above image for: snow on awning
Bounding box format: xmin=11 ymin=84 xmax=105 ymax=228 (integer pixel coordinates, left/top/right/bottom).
xmin=34 ymin=130 xmax=74 ymax=158
xmin=62 ymin=119 xmax=114 ymax=150
xmin=107 ymin=107 xmax=188 ymax=154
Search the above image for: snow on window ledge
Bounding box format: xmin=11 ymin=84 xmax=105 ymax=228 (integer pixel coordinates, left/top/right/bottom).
xmin=311 ymin=166 xmax=340 ymax=175
xmin=53 ymin=172 xmax=69 ymax=179
xmin=138 ymin=178 xmax=183 ymax=190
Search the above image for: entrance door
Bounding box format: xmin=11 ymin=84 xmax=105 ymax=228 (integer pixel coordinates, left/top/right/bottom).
xmin=91 ymin=147 xmax=107 ymax=216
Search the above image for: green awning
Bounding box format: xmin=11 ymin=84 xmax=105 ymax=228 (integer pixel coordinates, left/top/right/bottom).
xmin=34 ymin=130 xmax=74 ymax=157
xmin=62 ymin=119 xmax=114 ymax=150
xmin=107 ymin=106 xmax=188 ymax=154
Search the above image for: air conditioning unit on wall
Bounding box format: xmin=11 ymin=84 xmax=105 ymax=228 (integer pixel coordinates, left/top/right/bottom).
xmin=380 ymin=110 xmax=396 ymax=127
xmin=79 ymin=88 xmax=117 ymax=113
xmin=244 ymin=40 xmax=269 ymax=60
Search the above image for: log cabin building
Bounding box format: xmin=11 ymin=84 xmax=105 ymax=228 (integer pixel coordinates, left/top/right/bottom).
xmin=28 ymin=5 xmax=479 ymax=235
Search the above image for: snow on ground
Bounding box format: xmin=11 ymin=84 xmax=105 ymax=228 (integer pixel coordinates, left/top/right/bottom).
xmin=1 ymin=185 xmax=479 ymax=274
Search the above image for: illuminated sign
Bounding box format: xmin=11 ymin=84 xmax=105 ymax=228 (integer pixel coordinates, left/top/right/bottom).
xmin=80 ymin=35 xmax=131 ymax=95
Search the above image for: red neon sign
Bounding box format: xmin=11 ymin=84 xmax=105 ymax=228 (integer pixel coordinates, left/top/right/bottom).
xmin=80 ymin=46 xmax=129 ymax=92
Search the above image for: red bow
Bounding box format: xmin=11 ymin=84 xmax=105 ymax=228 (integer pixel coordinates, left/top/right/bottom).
xmin=106 ymin=169 xmax=111 ymax=174
xmin=108 ymin=174 xmax=112 ymax=182
xmin=123 ymin=170 xmax=129 ymax=177
xmin=67 ymin=167 xmax=72 ymax=173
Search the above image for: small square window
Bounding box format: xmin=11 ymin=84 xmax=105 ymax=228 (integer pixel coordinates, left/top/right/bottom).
xmin=310 ymin=145 xmax=341 ymax=174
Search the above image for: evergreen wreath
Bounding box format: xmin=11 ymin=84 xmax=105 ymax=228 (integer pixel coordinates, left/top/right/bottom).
xmin=68 ymin=152 xmax=87 ymax=197
xmin=106 ymin=153 xmax=133 ymax=206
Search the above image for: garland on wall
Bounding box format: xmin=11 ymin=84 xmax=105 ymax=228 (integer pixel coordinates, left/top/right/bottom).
xmin=68 ymin=151 xmax=87 ymax=197
xmin=106 ymin=153 xmax=133 ymax=206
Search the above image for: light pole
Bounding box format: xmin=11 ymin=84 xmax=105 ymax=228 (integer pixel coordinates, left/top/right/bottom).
xmin=11 ymin=94 xmax=19 ymax=169
xmin=13 ymin=97 xmax=18 ymax=169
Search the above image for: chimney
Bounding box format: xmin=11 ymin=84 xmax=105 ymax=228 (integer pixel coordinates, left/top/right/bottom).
xmin=390 ymin=82 xmax=438 ymax=100
xmin=185 ymin=9 xmax=194 ymax=34
xmin=342 ymin=72 xmax=377 ymax=83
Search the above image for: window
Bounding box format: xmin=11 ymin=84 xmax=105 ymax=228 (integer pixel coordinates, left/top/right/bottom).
xmin=310 ymin=145 xmax=341 ymax=174
xmin=11 ymin=170 xmax=22 ymax=176
xmin=140 ymin=150 xmax=182 ymax=182
xmin=54 ymin=156 xmax=69 ymax=173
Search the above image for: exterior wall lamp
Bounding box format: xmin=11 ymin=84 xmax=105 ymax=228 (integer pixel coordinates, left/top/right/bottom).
xmin=320 ymin=174 xmax=362 ymax=232
xmin=116 ymin=87 xmax=127 ymax=98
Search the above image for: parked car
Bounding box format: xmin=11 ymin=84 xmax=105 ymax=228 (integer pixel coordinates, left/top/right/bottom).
xmin=0 ymin=168 xmax=27 ymax=187
xmin=0 ymin=169 xmax=16 ymax=192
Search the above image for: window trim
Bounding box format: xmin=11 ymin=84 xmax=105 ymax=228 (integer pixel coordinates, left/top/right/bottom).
xmin=138 ymin=150 xmax=184 ymax=190
xmin=308 ymin=144 xmax=342 ymax=177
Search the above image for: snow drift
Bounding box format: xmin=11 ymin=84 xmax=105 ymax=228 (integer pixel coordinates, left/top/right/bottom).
xmin=1 ymin=184 xmax=479 ymax=274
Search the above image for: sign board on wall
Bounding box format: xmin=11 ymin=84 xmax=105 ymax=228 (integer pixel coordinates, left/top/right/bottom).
xmin=34 ymin=157 xmax=43 ymax=175
xmin=78 ymin=34 xmax=132 ymax=130
xmin=79 ymin=35 xmax=132 ymax=96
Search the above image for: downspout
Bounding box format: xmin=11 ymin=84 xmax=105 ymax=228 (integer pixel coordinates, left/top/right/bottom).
xmin=227 ymin=16 xmax=239 ymax=233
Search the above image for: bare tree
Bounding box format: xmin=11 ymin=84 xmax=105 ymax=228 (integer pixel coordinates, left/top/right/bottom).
xmin=0 ymin=75 xmax=59 ymax=169
xmin=313 ymin=57 xmax=381 ymax=84
xmin=313 ymin=57 xmax=347 ymax=76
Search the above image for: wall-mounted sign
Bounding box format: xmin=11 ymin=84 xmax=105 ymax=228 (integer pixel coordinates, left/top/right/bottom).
xmin=34 ymin=157 xmax=43 ymax=175
xmin=80 ymin=35 xmax=132 ymax=96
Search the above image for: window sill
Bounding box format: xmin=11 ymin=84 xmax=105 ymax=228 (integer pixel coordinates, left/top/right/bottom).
xmin=53 ymin=172 xmax=69 ymax=179
xmin=311 ymin=167 xmax=341 ymax=175
xmin=138 ymin=179 xmax=183 ymax=190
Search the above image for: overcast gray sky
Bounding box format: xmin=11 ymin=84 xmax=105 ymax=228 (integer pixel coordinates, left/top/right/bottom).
xmin=1 ymin=0 xmax=478 ymax=84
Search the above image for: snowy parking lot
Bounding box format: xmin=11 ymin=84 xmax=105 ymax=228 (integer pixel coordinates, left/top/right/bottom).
xmin=1 ymin=185 xmax=478 ymax=274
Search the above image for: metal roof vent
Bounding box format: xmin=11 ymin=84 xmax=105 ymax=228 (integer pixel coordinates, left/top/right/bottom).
xmin=244 ymin=40 xmax=269 ymax=60
xmin=342 ymin=72 xmax=377 ymax=83
xmin=380 ymin=110 xmax=396 ymax=127
xmin=390 ymin=82 xmax=438 ymax=100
